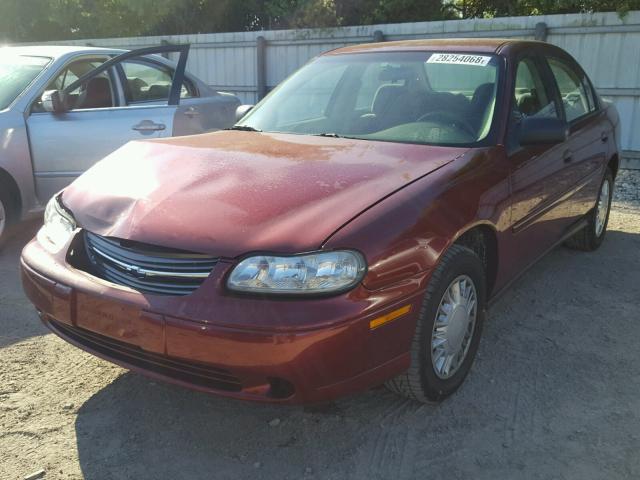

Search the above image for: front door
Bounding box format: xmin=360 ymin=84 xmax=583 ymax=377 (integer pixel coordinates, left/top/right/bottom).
xmin=505 ymin=54 xmax=569 ymax=278
xmin=26 ymin=45 xmax=189 ymax=203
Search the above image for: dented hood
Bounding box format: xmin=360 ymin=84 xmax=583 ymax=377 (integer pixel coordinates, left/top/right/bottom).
xmin=62 ymin=131 xmax=466 ymax=257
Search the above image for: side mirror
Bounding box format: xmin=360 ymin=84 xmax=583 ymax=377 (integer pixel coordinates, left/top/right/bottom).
xmin=40 ymin=90 xmax=69 ymax=113
xmin=518 ymin=117 xmax=569 ymax=146
xmin=235 ymin=104 xmax=254 ymax=122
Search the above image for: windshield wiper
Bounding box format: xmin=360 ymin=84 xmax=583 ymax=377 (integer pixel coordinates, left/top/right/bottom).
xmin=227 ymin=125 xmax=262 ymax=132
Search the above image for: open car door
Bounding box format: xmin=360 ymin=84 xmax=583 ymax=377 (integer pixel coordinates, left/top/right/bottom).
xmin=26 ymin=44 xmax=189 ymax=204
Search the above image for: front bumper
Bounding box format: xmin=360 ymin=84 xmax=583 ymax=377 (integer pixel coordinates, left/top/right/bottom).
xmin=21 ymin=236 xmax=428 ymax=404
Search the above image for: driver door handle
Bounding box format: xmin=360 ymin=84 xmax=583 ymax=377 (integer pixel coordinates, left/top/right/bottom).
xmin=132 ymin=120 xmax=166 ymax=132
xmin=563 ymin=149 xmax=573 ymax=163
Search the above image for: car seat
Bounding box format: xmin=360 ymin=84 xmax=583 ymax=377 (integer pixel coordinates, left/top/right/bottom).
xmin=80 ymin=77 xmax=113 ymax=109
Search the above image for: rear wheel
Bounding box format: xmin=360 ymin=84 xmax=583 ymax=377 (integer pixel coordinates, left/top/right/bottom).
xmin=565 ymin=168 xmax=613 ymax=251
xmin=385 ymin=245 xmax=486 ymax=403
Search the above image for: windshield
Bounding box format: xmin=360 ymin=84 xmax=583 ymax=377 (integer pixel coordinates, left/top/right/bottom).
xmin=240 ymin=51 xmax=501 ymax=146
xmin=0 ymin=55 xmax=51 ymax=110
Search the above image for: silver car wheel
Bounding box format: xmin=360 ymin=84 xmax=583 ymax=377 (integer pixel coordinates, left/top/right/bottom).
xmin=430 ymin=275 xmax=478 ymax=379
xmin=595 ymin=177 xmax=611 ymax=237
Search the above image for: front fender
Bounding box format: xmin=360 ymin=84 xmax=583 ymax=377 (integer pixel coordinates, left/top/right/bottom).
xmin=0 ymin=111 xmax=37 ymax=218
xmin=322 ymin=147 xmax=511 ymax=292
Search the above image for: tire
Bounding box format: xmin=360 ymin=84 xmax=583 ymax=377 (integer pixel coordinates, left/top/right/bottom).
xmin=0 ymin=185 xmax=17 ymax=250
xmin=565 ymin=168 xmax=613 ymax=252
xmin=385 ymin=244 xmax=486 ymax=403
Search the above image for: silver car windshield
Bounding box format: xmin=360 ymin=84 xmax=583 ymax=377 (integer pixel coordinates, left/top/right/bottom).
xmin=0 ymin=55 xmax=51 ymax=110
xmin=239 ymin=51 xmax=500 ymax=146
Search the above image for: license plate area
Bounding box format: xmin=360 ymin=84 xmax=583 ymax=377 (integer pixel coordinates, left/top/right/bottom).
xmin=75 ymin=291 xmax=164 ymax=354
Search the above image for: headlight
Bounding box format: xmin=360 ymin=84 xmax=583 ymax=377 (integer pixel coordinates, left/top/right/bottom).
xmin=37 ymin=195 xmax=77 ymax=252
xmin=227 ymin=250 xmax=366 ymax=295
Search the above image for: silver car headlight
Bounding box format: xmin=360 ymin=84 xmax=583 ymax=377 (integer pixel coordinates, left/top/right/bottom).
xmin=227 ymin=250 xmax=366 ymax=295
xmin=37 ymin=195 xmax=77 ymax=253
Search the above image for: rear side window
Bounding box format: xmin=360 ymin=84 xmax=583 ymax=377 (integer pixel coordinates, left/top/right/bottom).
xmin=546 ymin=57 xmax=595 ymax=122
xmin=120 ymin=60 xmax=196 ymax=104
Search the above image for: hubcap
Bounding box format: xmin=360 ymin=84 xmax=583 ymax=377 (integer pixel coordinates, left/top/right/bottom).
xmin=430 ymin=275 xmax=477 ymax=379
xmin=0 ymin=200 xmax=6 ymax=239
xmin=595 ymin=178 xmax=611 ymax=237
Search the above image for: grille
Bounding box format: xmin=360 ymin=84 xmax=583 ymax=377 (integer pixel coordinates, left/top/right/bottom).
xmin=49 ymin=319 xmax=242 ymax=392
xmin=84 ymin=231 xmax=217 ymax=296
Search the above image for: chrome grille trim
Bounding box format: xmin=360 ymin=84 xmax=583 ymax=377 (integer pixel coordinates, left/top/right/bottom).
xmin=90 ymin=245 xmax=211 ymax=279
xmin=84 ymin=231 xmax=217 ymax=296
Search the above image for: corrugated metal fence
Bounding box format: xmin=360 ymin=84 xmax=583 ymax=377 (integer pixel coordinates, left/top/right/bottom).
xmin=45 ymin=11 xmax=640 ymax=167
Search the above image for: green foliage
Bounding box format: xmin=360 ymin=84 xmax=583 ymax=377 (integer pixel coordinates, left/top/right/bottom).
xmin=0 ymin=0 xmax=637 ymax=42
xmin=0 ymin=0 xmax=176 ymax=42
xmin=443 ymin=0 xmax=640 ymax=18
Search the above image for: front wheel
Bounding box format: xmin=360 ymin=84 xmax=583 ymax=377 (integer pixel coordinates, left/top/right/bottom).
xmin=385 ymin=245 xmax=486 ymax=403
xmin=565 ymin=168 xmax=613 ymax=251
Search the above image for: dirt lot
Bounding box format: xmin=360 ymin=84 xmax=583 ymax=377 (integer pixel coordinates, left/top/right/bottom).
xmin=1 ymin=177 xmax=640 ymax=480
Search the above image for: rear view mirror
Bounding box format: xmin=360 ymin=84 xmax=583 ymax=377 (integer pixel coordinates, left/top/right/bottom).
xmin=41 ymin=90 xmax=69 ymax=114
xmin=235 ymin=104 xmax=254 ymax=122
xmin=518 ymin=117 xmax=569 ymax=146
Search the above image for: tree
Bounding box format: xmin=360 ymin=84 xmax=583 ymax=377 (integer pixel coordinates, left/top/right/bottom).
xmin=443 ymin=0 xmax=640 ymax=18
xmin=0 ymin=0 xmax=637 ymax=43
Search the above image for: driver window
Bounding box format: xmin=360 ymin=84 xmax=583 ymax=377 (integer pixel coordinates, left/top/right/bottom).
xmin=33 ymin=58 xmax=114 ymax=112
xmin=513 ymin=58 xmax=558 ymax=120
xmin=508 ymin=57 xmax=559 ymax=150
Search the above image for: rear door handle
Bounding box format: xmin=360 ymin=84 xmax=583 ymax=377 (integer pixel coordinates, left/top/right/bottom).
xmin=601 ymin=132 xmax=609 ymax=143
xmin=563 ymin=150 xmax=573 ymax=163
xmin=132 ymin=120 xmax=166 ymax=132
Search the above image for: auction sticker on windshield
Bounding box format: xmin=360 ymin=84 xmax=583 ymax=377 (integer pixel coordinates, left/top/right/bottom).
xmin=427 ymin=53 xmax=492 ymax=66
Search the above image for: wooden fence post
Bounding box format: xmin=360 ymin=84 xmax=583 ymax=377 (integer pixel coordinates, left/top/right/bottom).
xmin=534 ymin=22 xmax=548 ymax=41
xmin=373 ymin=30 xmax=385 ymax=42
xmin=256 ymin=35 xmax=267 ymax=101
xmin=161 ymin=39 xmax=170 ymax=58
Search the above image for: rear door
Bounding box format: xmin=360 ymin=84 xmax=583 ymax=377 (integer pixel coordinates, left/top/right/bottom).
xmin=26 ymin=45 xmax=189 ymax=203
xmin=542 ymin=54 xmax=608 ymax=223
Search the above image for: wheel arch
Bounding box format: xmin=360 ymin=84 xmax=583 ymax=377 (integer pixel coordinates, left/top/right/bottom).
xmin=0 ymin=167 xmax=22 ymax=223
xmin=608 ymin=153 xmax=619 ymax=179
xmin=451 ymin=223 xmax=499 ymax=298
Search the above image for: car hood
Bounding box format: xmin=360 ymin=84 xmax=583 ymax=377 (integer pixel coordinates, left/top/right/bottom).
xmin=62 ymin=131 xmax=467 ymax=257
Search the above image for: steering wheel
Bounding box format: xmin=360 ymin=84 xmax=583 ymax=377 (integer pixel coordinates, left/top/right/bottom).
xmin=416 ymin=111 xmax=477 ymax=138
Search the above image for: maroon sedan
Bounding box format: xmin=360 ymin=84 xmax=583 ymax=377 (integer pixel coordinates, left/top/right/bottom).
xmin=21 ymin=39 xmax=620 ymax=404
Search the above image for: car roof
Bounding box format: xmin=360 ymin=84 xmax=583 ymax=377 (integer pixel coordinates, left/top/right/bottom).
xmin=326 ymin=38 xmax=544 ymax=55
xmin=1 ymin=45 xmax=126 ymax=59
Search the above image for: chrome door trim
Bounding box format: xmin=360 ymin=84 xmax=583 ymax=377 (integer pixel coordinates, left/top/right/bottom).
xmin=33 ymin=171 xmax=83 ymax=178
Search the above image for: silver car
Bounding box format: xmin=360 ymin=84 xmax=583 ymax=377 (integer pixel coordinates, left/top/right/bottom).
xmin=0 ymin=44 xmax=240 ymax=245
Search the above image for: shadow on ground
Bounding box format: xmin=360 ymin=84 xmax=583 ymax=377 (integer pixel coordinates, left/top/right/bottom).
xmin=0 ymin=220 xmax=47 ymax=347
xmin=74 ymin=228 xmax=640 ymax=480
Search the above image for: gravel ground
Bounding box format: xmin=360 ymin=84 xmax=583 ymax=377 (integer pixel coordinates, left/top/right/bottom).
xmin=1 ymin=171 xmax=639 ymax=480
xmin=614 ymin=169 xmax=640 ymax=207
